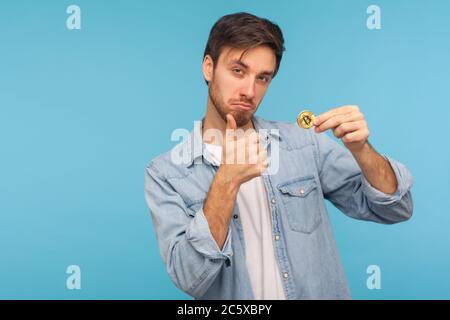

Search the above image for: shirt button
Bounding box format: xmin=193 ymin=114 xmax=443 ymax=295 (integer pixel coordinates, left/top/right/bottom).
xmin=283 ymin=272 xmax=289 ymax=279
xmin=275 ymin=235 xmax=280 ymax=241
xmin=233 ymin=214 xmax=239 ymax=219
xmin=299 ymin=189 xmax=305 ymax=195
xmin=271 ymin=198 xmax=276 ymax=204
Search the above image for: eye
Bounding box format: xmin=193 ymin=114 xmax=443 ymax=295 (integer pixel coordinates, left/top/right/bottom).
xmin=232 ymin=67 xmax=243 ymax=74
xmin=258 ymin=75 xmax=269 ymax=83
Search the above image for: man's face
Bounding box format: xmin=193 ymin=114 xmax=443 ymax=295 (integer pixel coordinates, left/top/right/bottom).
xmin=206 ymin=45 xmax=276 ymax=127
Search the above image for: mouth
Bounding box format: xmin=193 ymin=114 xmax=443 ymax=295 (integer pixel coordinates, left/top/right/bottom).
xmin=230 ymin=102 xmax=254 ymax=111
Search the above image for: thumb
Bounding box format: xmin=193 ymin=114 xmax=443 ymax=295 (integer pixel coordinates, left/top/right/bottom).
xmin=226 ymin=113 xmax=237 ymax=131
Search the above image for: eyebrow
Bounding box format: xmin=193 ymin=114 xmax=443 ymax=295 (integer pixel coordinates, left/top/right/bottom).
xmin=229 ymin=59 xmax=274 ymax=77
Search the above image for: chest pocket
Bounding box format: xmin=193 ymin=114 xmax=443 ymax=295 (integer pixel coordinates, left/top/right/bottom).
xmin=277 ymin=176 xmax=322 ymax=234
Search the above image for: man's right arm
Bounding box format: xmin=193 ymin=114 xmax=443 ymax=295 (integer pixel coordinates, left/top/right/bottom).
xmin=144 ymin=114 xmax=267 ymax=297
xmin=144 ymin=164 xmax=234 ymax=298
xmin=203 ymin=167 xmax=240 ymax=250
xmin=204 ymin=113 xmax=269 ymax=250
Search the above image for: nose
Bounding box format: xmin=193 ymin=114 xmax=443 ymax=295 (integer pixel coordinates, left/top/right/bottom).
xmin=239 ymin=76 xmax=256 ymax=101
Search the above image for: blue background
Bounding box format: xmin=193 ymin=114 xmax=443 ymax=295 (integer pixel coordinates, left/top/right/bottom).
xmin=1 ymin=0 xmax=449 ymax=299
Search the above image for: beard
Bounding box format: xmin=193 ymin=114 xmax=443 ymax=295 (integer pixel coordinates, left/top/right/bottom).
xmin=208 ymin=78 xmax=254 ymax=128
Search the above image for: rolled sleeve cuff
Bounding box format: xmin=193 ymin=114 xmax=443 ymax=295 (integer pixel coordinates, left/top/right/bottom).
xmin=185 ymin=207 xmax=233 ymax=261
xmin=361 ymin=155 xmax=414 ymax=205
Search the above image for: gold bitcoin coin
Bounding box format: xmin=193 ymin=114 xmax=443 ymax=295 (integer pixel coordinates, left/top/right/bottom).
xmin=297 ymin=110 xmax=315 ymax=129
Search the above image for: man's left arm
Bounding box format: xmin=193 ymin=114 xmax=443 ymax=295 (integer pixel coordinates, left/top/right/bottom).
xmin=314 ymin=105 xmax=414 ymax=223
xmin=316 ymin=105 xmax=399 ymax=194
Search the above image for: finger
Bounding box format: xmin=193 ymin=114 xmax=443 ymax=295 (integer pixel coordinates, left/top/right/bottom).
xmin=247 ymin=145 xmax=267 ymax=166
xmin=248 ymin=161 xmax=267 ymax=177
xmin=259 ymin=148 xmax=268 ymax=163
xmin=226 ymin=113 xmax=237 ymax=130
xmin=314 ymin=105 xmax=359 ymax=126
xmin=246 ymin=130 xmax=259 ymax=145
xmin=315 ymin=110 xmax=364 ymax=133
xmin=258 ymin=161 xmax=269 ymax=174
xmin=234 ymin=128 xmax=246 ymax=140
xmin=247 ymin=141 xmax=259 ymax=163
xmin=225 ymin=113 xmax=237 ymax=141
xmin=244 ymin=128 xmax=258 ymax=138
xmin=315 ymin=105 xmax=358 ymax=125
xmin=245 ymin=131 xmax=259 ymax=163
xmin=342 ymin=129 xmax=370 ymax=144
xmin=248 ymin=145 xmax=259 ymax=164
xmin=332 ymin=120 xmax=367 ymax=139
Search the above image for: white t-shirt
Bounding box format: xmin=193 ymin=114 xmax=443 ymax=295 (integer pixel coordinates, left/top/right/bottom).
xmin=203 ymin=142 xmax=286 ymax=300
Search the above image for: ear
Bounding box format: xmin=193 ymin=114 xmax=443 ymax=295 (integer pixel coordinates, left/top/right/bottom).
xmin=202 ymin=55 xmax=214 ymax=83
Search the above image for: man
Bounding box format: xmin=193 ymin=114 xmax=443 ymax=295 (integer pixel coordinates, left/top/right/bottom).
xmin=144 ymin=12 xmax=413 ymax=299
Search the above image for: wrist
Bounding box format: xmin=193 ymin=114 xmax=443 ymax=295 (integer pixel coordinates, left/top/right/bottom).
xmin=216 ymin=166 xmax=241 ymax=196
xmin=349 ymin=141 xmax=371 ymax=158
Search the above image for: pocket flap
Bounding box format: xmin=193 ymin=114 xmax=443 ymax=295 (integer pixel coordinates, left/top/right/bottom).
xmin=277 ymin=176 xmax=317 ymax=197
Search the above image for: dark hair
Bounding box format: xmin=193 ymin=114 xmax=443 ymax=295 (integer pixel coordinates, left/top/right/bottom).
xmin=203 ymin=12 xmax=285 ymax=85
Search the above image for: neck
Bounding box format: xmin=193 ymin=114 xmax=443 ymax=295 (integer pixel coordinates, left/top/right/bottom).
xmin=202 ymin=96 xmax=255 ymax=145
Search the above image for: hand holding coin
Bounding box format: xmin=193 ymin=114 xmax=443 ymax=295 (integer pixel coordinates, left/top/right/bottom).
xmin=313 ymin=105 xmax=369 ymax=153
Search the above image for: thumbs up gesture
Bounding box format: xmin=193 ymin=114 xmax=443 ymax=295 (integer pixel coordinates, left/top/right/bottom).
xmin=219 ymin=113 xmax=268 ymax=187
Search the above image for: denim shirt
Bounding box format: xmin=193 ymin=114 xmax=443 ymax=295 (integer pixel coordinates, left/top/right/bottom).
xmin=144 ymin=116 xmax=413 ymax=299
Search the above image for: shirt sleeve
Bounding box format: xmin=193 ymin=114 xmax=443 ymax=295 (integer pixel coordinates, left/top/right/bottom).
xmin=312 ymin=131 xmax=414 ymax=224
xmin=144 ymin=163 xmax=233 ymax=298
xmin=360 ymin=155 xmax=413 ymax=205
xmin=186 ymin=207 xmax=233 ymax=260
